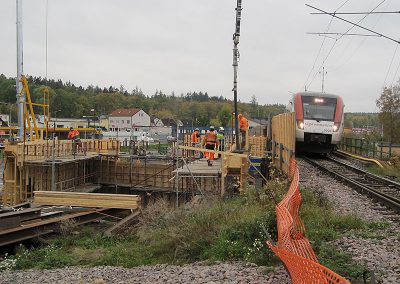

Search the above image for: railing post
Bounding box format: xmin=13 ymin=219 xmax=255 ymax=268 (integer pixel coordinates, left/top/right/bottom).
xmin=372 ymin=141 xmax=376 ymax=159
xmin=279 ymin=143 xmax=283 ymax=173
xmin=360 ymin=139 xmax=364 ymax=156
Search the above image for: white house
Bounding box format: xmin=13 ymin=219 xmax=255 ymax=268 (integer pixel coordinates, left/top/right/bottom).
xmin=108 ymin=108 xmax=150 ymax=132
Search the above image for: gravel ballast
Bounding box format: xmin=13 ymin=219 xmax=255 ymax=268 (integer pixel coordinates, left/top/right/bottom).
xmin=298 ymin=158 xmax=400 ymax=284
xmin=0 ymin=262 xmax=290 ymax=284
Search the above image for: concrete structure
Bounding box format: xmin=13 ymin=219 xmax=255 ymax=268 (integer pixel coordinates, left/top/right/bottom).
xmin=109 ymin=108 xmax=150 ymax=132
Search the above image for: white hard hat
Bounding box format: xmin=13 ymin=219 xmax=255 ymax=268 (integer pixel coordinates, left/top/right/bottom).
xmin=210 ymin=125 xmax=215 ymax=130
xmin=219 ymin=127 xmax=224 ymax=131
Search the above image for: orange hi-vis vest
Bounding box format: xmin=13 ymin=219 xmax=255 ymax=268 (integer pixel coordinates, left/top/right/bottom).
xmin=205 ymin=131 xmax=217 ymax=145
xmin=68 ymin=129 xmax=80 ymax=139
xmin=239 ymin=116 xmax=249 ymax=132
xmin=191 ymin=131 xmax=199 ymax=143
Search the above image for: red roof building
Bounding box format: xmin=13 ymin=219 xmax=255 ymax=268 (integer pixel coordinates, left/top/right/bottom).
xmin=108 ymin=108 xmax=150 ymax=131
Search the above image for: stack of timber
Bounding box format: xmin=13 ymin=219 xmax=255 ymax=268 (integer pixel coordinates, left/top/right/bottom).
xmin=34 ymin=191 xmax=141 ymax=210
xmin=271 ymin=112 xmax=295 ymax=174
xmin=247 ymin=136 xmax=267 ymax=157
xmin=1 ymin=139 xmax=119 ymax=205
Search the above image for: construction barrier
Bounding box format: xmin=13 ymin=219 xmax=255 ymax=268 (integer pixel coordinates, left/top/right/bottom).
xmin=271 ymin=112 xmax=295 ymax=175
xmin=267 ymin=159 xmax=350 ymax=284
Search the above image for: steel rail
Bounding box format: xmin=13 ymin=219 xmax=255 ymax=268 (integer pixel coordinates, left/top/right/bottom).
xmin=302 ymin=156 xmax=400 ymax=212
xmin=328 ymin=154 xmax=400 ymax=190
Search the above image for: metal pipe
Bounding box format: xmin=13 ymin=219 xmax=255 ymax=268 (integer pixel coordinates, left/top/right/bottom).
xmin=232 ymin=0 xmax=242 ymax=151
xmin=16 ymin=0 xmax=25 ymax=140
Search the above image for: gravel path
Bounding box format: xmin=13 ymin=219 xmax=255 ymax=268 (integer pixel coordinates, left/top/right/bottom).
xmin=0 ymin=262 xmax=290 ymax=284
xmin=298 ymin=158 xmax=400 ymax=284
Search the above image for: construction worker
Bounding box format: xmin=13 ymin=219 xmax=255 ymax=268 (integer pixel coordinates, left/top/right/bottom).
xmin=191 ymin=128 xmax=200 ymax=145
xmin=68 ymin=127 xmax=81 ymax=154
xmin=191 ymin=127 xmax=201 ymax=158
xmin=238 ymin=114 xmax=249 ymax=149
xmin=204 ymin=126 xmax=218 ymax=166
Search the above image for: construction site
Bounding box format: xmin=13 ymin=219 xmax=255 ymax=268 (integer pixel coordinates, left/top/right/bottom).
xmin=2 ymin=0 xmax=400 ymax=283
xmin=0 ymin=117 xmax=291 ymax=243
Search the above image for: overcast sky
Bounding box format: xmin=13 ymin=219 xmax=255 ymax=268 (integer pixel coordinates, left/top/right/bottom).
xmin=1 ymin=0 xmax=400 ymax=112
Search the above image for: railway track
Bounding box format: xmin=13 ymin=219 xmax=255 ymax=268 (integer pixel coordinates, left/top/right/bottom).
xmin=302 ymin=155 xmax=400 ymax=213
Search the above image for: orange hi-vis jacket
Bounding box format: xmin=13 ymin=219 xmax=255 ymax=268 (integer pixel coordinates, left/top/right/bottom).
xmin=191 ymin=131 xmax=199 ymax=143
xmin=239 ymin=116 xmax=249 ymax=132
xmin=205 ymin=131 xmax=217 ymax=145
xmin=68 ymin=129 xmax=80 ymax=139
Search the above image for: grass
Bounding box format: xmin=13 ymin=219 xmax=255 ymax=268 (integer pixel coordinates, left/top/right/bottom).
xmin=4 ymin=188 xmax=283 ymax=270
xmin=366 ymin=163 xmax=400 ymax=182
xmin=0 ymin=178 xmax=388 ymax=283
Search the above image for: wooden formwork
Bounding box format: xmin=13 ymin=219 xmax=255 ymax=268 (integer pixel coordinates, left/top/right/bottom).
xmin=182 ymin=134 xmax=267 ymax=157
xmin=1 ymin=139 xmax=119 ymax=205
xmin=181 ymin=133 xmax=267 ymax=196
xmin=99 ymin=156 xmax=175 ymax=189
xmin=271 ymin=112 xmax=295 ymax=174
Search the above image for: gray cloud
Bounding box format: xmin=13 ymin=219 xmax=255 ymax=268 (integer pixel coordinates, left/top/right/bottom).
xmin=1 ymin=0 xmax=399 ymax=112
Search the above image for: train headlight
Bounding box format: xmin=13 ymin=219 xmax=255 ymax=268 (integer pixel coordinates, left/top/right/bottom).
xmin=333 ymin=123 xmax=340 ymax=132
xmin=296 ymin=120 xmax=304 ymax=130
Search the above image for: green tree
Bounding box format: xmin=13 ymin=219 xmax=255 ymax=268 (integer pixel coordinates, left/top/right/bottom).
xmin=218 ymin=105 xmax=232 ymax=127
xmin=376 ymin=87 xmax=400 ymax=143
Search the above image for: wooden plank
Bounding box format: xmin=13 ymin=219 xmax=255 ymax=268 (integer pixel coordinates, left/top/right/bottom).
xmin=104 ymin=210 xmax=141 ymax=236
xmin=34 ymin=191 xmax=140 ymax=209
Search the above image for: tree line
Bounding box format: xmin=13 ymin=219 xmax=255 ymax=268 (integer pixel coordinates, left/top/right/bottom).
xmin=0 ymin=74 xmax=286 ymax=127
xmin=3 ymin=73 xmax=395 ymax=141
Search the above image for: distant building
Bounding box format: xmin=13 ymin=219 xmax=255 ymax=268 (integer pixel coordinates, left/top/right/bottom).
xmin=99 ymin=115 xmax=109 ymax=130
xmin=36 ymin=115 xmax=88 ymax=129
xmin=108 ymin=108 xmax=150 ymax=132
xmin=0 ymin=114 xmax=10 ymax=126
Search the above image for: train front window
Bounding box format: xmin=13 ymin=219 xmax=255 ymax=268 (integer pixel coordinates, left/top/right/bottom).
xmin=302 ymin=96 xmax=337 ymax=121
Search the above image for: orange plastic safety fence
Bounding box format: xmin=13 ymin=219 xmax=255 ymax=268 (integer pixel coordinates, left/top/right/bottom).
xmin=268 ymin=158 xmax=350 ymax=284
xmin=268 ymin=243 xmax=350 ymax=284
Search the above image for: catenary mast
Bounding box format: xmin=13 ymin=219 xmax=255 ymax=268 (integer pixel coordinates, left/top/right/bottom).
xmin=232 ymin=0 xmax=242 ymax=150
xmin=16 ymin=0 xmax=25 ymax=139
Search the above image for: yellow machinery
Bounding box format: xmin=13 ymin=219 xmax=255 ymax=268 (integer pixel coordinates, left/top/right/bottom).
xmin=1 ymin=75 xmax=99 ymax=141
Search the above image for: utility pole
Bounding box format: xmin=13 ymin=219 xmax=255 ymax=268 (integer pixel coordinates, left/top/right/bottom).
xmin=232 ymin=0 xmax=243 ymax=151
xmin=16 ymin=0 xmax=25 ymax=140
xmin=320 ymin=66 xmax=327 ymax=93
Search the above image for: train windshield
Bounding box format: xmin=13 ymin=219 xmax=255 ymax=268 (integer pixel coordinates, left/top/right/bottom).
xmin=302 ymin=96 xmax=337 ymax=121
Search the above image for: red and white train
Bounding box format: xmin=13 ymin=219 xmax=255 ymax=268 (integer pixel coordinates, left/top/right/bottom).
xmin=289 ymin=92 xmax=344 ymax=153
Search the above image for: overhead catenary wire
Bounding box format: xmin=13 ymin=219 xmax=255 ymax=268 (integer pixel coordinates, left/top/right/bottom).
xmin=311 ymin=10 xmax=400 ymax=15
xmin=305 ymin=0 xmax=388 ymax=90
xmin=390 ymin=56 xmax=400 ymax=86
xmin=382 ymin=41 xmax=399 ymax=88
xmin=308 ymin=32 xmax=381 ymax=37
xmin=306 ymin=2 xmax=399 ymax=44
xmin=303 ymin=0 xmax=351 ymax=90
xmin=326 ymin=0 xmax=392 ymax=74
